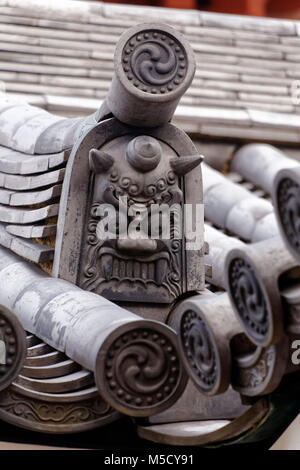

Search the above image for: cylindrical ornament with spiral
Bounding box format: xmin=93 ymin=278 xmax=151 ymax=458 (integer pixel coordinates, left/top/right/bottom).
xmin=168 ymin=293 xmax=242 ymax=396
xmin=106 ymin=23 xmax=196 ymax=127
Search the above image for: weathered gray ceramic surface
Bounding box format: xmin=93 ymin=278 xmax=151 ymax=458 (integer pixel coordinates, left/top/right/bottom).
xmin=0 ymin=138 xmax=70 ymax=261
xmin=0 ymin=7 xmax=298 ymax=443
xmin=0 ymin=202 xmax=58 ymax=224
xmin=0 ymin=98 xmax=85 ymax=154
xmin=0 ymin=246 xmax=189 ymax=418
xmin=0 ymin=184 xmax=62 ymax=206
xmin=0 ymin=222 xmax=54 ymax=262
xmin=0 ymin=146 xmax=67 ymax=174
xmin=0 ymin=166 xmax=65 ymax=190
xmin=6 ymin=223 xmax=56 ymax=238
xmin=204 ymin=224 xmax=243 ymax=289
xmin=149 ymin=381 xmax=248 ymax=424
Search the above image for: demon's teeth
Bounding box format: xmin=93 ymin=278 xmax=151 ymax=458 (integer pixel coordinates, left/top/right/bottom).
xmin=155 ymin=259 xmax=168 ymax=285
xmin=101 ymin=255 xmax=167 ymax=284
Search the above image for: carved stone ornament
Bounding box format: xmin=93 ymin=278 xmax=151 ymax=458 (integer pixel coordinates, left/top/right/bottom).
xmin=54 ymin=119 xmax=204 ymax=313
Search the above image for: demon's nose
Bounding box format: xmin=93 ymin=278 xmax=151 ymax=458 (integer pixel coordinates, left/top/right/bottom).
xmin=126 ymin=136 xmax=162 ymax=172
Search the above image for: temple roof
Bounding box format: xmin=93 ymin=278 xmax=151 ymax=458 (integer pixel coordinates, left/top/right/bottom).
xmin=0 ymin=0 xmax=300 ymax=143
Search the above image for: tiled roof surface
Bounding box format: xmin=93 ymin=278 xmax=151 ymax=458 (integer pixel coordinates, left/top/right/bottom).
xmin=0 ymin=0 xmax=299 ymax=143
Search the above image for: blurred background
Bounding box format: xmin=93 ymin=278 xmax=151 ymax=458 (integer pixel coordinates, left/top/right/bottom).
xmin=85 ymin=0 xmax=300 ymax=19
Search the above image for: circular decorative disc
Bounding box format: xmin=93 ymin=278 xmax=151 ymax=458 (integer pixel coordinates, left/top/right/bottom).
xmin=228 ymin=257 xmax=270 ymax=346
xmin=277 ymin=177 xmax=300 ymax=257
xmin=0 ymin=305 xmax=27 ymax=392
xmin=95 ymin=321 xmax=187 ymax=417
xmin=180 ymin=310 xmax=219 ymax=394
xmin=121 ymin=29 xmax=188 ymax=95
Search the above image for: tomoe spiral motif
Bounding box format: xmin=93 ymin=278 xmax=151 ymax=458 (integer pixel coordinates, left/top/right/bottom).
xmin=122 ymin=30 xmax=187 ymax=93
xmin=131 ymin=43 xmax=177 ymax=86
xmin=116 ymin=341 xmax=168 ymax=395
xmin=103 ymin=328 xmax=182 ymax=410
xmin=229 ymin=258 xmax=269 ymax=343
xmin=181 ymin=310 xmax=218 ymax=393
xmin=232 ymin=345 xmax=276 ymax=395
xmin=277 ymin=177 xmax=300 ymax=254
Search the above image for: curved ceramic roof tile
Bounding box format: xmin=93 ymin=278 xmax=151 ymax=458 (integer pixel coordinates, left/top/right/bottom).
xmin=0 ymin=104 xmax=46 ymax=150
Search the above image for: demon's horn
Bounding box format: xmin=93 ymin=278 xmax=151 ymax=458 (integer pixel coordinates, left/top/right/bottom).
xmin=89 ymin=149 xmax=114 ymax=173
xmin=170 ymin=155 xmax=203 ymax=176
